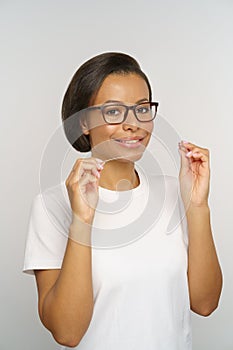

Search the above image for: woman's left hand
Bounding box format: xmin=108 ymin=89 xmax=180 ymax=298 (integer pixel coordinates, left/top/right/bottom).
xmin=178 ymin=140 xmax=210 ymax=209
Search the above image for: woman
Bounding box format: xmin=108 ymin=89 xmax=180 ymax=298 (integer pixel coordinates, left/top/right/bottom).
xmin=23 ymin=52 xmax=222 ymax=349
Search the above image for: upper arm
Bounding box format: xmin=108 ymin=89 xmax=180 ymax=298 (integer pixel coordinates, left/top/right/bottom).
xmin=23 ymin=189 xmax=70 ymax=275
xmin=34 ymin=269 xmax=61 ymax=321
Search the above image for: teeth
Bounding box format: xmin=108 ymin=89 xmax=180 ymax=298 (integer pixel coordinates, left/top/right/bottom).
xmin=117 ymin=139 xmax=140 ymax=143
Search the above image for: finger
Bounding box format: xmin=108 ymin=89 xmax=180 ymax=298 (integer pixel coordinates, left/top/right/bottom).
xmin=80 ymin=161 xmax=104 ymax=179
xmin=185 ymin=151 xmax=209 ymax=163
xmin=188 ymin=147 xmax=209 ymax=157
xmin=66 ymin=157 xmax=105 ymax=189
xmin=178 ymin=147 xmax=191 ymax=172
xmin=179 ymin=141 xmax=209 ymax=155
xmin=179 ymin=141 xmax=196 ymax=150
xmin=69 ymin=166 xmax=100 ymax=186
xmin=72 ymin=157 xmax=105 ymax=172
xmin=65 ymin=169 xmax=76 ymax=187
xmin=71 ymin=160 xmax=100 ymax=173
xmin=178 ymin=142 xmax=188 ymax=153
xmin=79 ymin=173 xmax=99 ymax=187
xmin=72 ymin=158 xmax=104 ymax=177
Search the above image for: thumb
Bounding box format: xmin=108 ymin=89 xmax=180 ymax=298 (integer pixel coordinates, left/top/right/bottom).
xmin=178 ymin=147 xmax=190 ymax=176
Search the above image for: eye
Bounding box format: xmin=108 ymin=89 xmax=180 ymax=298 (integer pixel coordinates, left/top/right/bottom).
xmin=105 ymin=108 xmax=121 ymax=116
xmin=103 ymin=105 xmax=124 ymax=118
xmin=136 ymin=104 xmax=150 ymax=114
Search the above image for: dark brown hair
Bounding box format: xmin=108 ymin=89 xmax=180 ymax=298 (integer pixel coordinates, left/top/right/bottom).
xmin=62 ymin=52 xmax=152 ymax=152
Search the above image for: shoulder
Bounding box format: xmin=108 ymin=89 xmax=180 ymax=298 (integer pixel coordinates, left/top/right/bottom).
xmin=35 ymin=181 xmax=70 ymax=211
xmin=31 ymin=182 xmax=72 ymax=233
xmin=38 ymin=181 xmax=69 ymax=205
xmin=23 ymin=183 xmax=70 ymax=275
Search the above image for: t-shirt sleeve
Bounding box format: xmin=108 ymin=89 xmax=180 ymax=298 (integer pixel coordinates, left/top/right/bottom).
xmin=23 ymin=190 xmax=71 ymax=275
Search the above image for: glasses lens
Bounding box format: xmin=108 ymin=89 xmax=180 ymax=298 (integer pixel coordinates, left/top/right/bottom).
xmin=135 ymin=103 xmax=156 ymax=122
xmin=103 ymin=105 xmax=125 ymax=124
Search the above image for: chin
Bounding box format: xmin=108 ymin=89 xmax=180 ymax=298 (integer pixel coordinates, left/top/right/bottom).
xmin=113 ymin=151 xmax=144 ymax=163
xmin=91 ymin=141 xmax=147 ymax=163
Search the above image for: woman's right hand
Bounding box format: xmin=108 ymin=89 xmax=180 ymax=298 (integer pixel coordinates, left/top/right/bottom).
xmin=65 ymin=157 xmax=105 ymax=225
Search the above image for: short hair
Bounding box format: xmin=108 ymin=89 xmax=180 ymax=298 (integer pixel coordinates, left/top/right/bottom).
xmin=61 ymin=52 xmax=152 ymax=152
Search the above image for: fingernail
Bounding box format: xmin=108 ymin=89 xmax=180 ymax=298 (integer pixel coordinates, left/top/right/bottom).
xmin=186 ymin=151 xmax=192 ymax=157
xmin=97 ymin=163 xmax=104 ymax=170
xmin=178 ymin=142 xmax=186 ymax=149
xmin=96 ymin=158 xmax=105 ymax=164
xmin=182 ymin=140 xmax=189 ymax=144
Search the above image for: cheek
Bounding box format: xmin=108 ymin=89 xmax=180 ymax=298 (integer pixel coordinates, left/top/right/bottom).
xmin=89 ymin=125 xmax=118 ymax=145
xmin=89 ymin=122 xmax=153 ymax=147
xmin=142 ymin=121 xmax=154 ymax=137
xmin=148 ymin=121 xmax=154 ymax=133
xmin=142 ymin=122 xmax=154 ymax=145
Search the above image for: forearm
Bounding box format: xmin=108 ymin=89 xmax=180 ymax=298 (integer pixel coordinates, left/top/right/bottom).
xmin=42 ymin=223 xmax=94 ymax=346
xmin=186 ymin=205 xmax=222 ymax=316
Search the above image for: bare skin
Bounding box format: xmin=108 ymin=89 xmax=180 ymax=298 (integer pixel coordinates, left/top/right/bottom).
xmin=179 ymin=141 xmax=223 ymax=315
xmin=34 ymin=74 xmax=222 ymax=347
xmin=35 ymin=74 xmax=153 ymax=347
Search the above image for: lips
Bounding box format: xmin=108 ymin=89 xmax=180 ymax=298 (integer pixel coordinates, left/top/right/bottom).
xmin=113 ymin=136 xmax=145 ymax=148
xmin=114 ymin=137 xmax=144 ymax=144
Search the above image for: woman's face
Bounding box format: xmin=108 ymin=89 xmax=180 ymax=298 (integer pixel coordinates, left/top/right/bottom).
xmin=82 ymin=73 xmax=154 ymax=163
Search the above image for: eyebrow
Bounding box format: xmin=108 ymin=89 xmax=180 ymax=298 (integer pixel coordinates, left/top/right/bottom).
xmin=103 ymin=98 xmax=149 ymax=104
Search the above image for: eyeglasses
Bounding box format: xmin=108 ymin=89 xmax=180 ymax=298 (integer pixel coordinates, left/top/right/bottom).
xmin=88 ymin=101 xmax=159 ymax=124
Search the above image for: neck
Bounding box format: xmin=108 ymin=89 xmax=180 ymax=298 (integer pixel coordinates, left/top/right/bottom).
xmin=98 ymin=159 xmax=139 ymax=191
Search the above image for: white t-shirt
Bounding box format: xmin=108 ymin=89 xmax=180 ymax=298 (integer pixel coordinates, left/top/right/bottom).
xmin=23 ymin=165 xmax=192 ymax=349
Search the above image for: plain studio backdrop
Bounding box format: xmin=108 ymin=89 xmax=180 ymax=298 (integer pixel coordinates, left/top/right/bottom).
xmin=0 ymin=0 xmax=232 ymax=349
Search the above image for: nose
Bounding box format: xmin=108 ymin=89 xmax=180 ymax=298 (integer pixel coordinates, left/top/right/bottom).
xmin=122 ymin=109 xmax=139 ymax=131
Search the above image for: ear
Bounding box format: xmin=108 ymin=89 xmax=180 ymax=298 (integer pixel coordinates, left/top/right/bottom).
xmin=79 ymin=117 xmax=89 ymax=136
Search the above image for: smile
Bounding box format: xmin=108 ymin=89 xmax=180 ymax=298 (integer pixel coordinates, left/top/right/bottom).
xmin=113 ymin=138 xmax=144 ymax=148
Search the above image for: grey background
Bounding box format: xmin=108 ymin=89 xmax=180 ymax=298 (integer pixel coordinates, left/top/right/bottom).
xmin=0 ymin=0 xmax=232 ymax=349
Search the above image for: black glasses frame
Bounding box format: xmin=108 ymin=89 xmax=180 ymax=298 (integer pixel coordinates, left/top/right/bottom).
xmin=87 ymin=101 xmax=159 ymax=124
